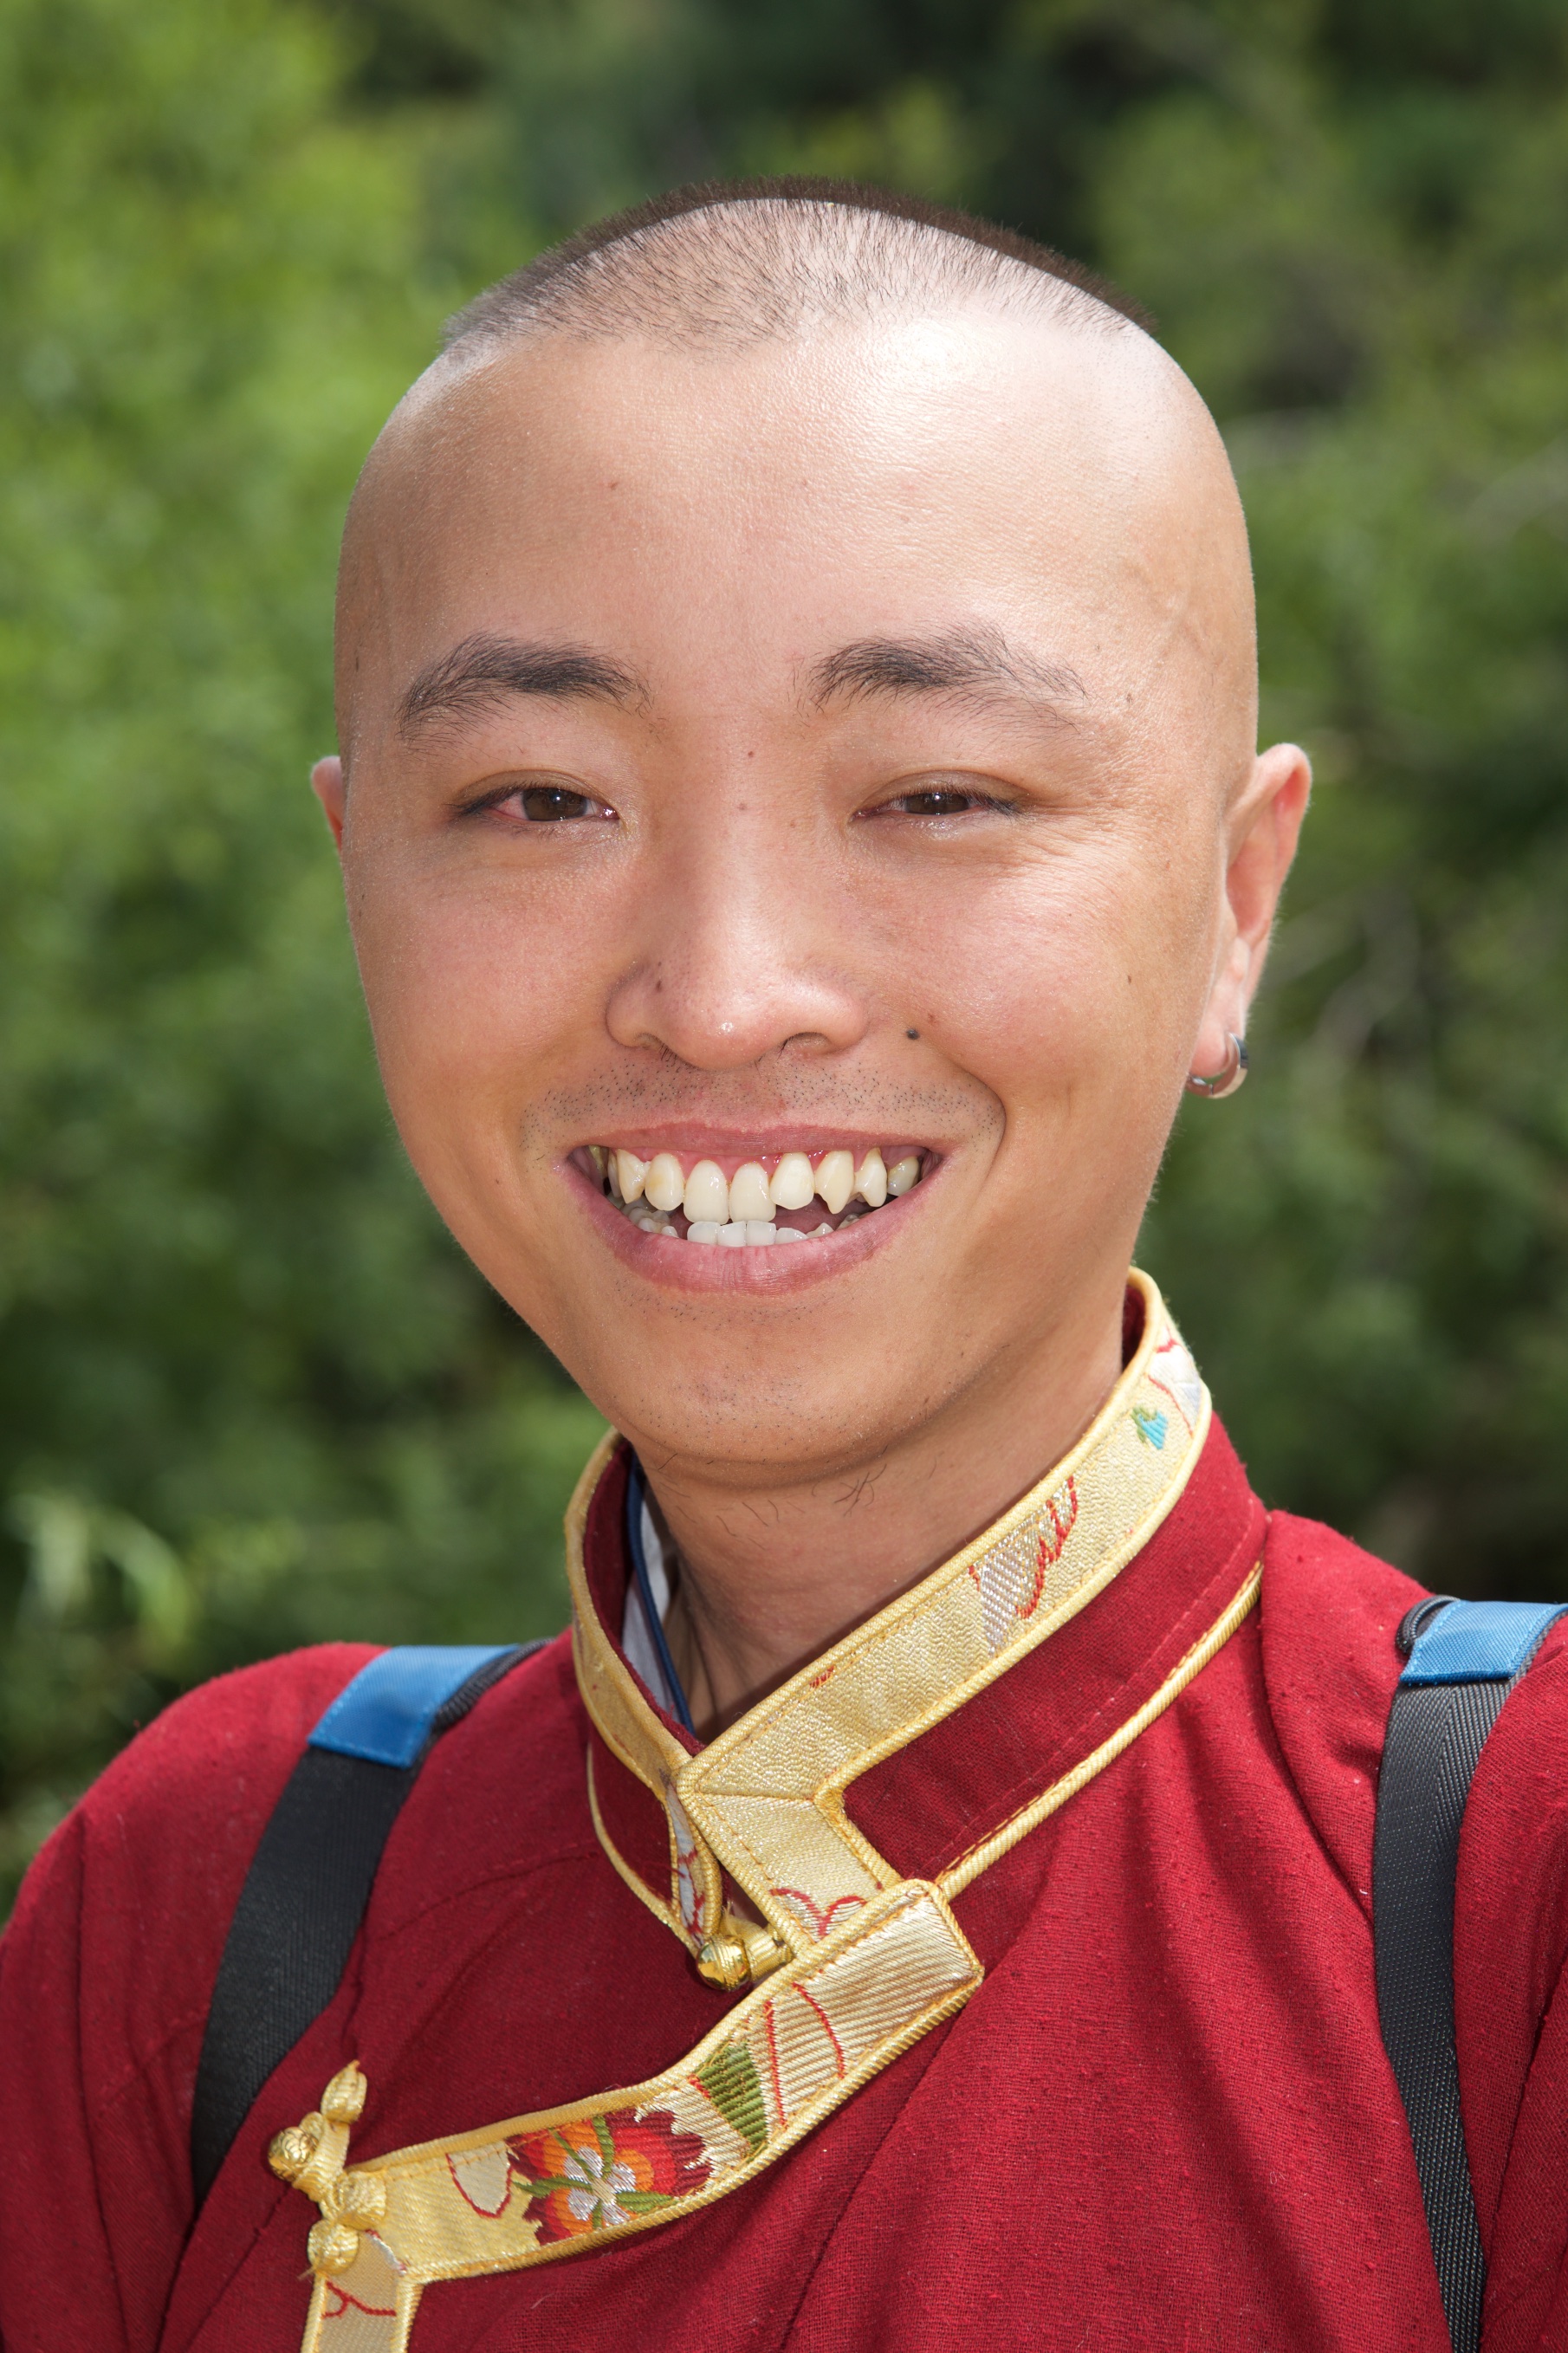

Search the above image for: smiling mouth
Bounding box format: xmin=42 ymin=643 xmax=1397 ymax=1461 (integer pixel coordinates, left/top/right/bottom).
xmin=573 ymin=1144 xmax=930 ymax=1249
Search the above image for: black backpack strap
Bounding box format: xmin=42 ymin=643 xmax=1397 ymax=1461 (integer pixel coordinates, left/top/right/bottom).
xmin=1374 ymin=1596 xmax=1567 ymax=2353
xmin=191 ymin=1639 xmax=547 ymax=2205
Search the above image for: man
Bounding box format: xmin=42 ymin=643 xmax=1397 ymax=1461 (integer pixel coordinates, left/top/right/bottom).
xmin=3 ymin=179 xmax=1566 ymax=2353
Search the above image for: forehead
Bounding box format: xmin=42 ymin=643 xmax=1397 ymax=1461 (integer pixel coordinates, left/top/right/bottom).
xmin=373 ymin=321 xmax=1181 ymax=626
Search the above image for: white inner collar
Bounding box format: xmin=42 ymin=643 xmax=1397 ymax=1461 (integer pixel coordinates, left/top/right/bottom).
xmin=621 ymin=1495 xmax=682 ymax=1718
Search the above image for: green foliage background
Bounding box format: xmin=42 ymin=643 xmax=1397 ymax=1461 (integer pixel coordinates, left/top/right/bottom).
xmin=4 ymin=0 xmax=1568 ymax=1909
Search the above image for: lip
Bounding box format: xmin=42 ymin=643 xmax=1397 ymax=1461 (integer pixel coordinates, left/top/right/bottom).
xmin=565 ymin=1151 xmax=938 ymax=1293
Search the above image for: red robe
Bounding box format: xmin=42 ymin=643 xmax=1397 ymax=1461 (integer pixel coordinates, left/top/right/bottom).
xmin=5 ymin=1303 xmax=1568 ymax=2350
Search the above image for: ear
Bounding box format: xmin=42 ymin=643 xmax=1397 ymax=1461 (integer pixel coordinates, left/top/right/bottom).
xmin=311 ymin=755 xmax=346 ymax=852
xmin=1189 ymin=742 xmax=1312 ymax=1083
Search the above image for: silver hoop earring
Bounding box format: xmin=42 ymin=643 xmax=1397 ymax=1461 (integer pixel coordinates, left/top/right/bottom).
xmin=1186 ymin=1033 xmax=1248 ymax=1099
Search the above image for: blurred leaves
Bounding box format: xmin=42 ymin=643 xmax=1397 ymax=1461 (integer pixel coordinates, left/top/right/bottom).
xmin=4 ymin=0 xmax=1568 ymax=1913
xmin=0 ymin=0 xmax=603 ymax=1911
xmin=1110 ymin=10 xmax=1568 ymax=1594
xmin=12 ymin=1493 xmax=191 ymax=1654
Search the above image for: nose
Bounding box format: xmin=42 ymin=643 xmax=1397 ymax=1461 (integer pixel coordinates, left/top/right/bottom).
xmin=605 ymin=807 xmax=868 ymax=1073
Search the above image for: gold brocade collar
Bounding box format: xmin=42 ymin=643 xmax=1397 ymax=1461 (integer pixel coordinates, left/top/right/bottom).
xmin=568 ymin=1269 xmax=1211 ymax=1986
xmin=271 ymin=1275 xmax=1247 ymax=2347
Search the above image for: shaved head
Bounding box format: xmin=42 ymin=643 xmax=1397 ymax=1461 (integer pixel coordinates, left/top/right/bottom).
xmin=336 ymin=182 xmax=1256 ymax=781
xmin=442 ymin=178 xmax=1145 ymax=359
xmin=314 ymin=177 xmax=1305 ymax=1625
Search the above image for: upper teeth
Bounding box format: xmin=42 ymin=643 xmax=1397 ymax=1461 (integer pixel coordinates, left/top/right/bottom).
xmin=599 ymin=1145 xmax=923 ymax=1242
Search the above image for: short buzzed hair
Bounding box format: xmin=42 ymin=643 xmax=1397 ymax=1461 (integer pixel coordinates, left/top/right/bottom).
xmin=444 ymin=177 xmax=1149 ymax=359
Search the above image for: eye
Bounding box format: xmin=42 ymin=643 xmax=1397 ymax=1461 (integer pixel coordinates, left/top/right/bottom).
xmin=863 ymin=781 xmax=1009 ymax=820
xmin=481 ymin=781 xmax=617 ymax=825
xmin=517 ymin=784 xmax=605 ymax=822
xmin=891 ymin=788 xmax=982 ymax=817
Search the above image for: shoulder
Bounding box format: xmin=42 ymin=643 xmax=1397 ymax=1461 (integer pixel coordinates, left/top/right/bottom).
xmin=358 ymin=1634 xmax=594 ymax=1935
xmin=1456 ymin=1607 xmax=1568 ymax=1967
xmin=1258 ymin=1511 xmax=1423 ymax=1908
xmin=87 ymin=1639 xmax=378 ymax=1825
xmin=1259 ymin=1514 xmax=1568 ymax=1908
xmin=0 ymin=1634 xmax=579 ymax=2342
xmin=53 ymin=1640 xmax=380 ymax=1896
xmin=1 ymin=1631 xmax=582 ymax=2094
xmin=11 ymin=1632 xmax=585 ymax=1948
xmin=1260 ymin=1508 xmax=1421 ymax=1719
xmin=1 ymin=1644 xmax=379 ymax=2080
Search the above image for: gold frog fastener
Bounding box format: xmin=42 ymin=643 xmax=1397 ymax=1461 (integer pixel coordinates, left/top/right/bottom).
xmin=268 ymin=2062 xmax=380 ymax=2276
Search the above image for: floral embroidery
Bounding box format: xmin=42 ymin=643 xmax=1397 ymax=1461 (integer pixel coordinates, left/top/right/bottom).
xmin=509 ymin=2108 xmax=710 ymax=2244
xmin=1035 ymin=1477 xmax=1079 ymax=1570
xmin=693 ymin=2041 xmax=768 ymax=2153
xmin=322 ymin=2281 xmax=395 ymax=2320
xmin=969 ymin=1475 xmax=1079 ymax=1644
xmin=446 ymin=2143 xmax=511 ymax=2216
xmin=278 ymin=1280 xmax=1224 ymax=2352
xmin=664 ymin=1781 xmax=707 ymax=1938
xmin=1150 ymin=1333 xmax=1202 ymax=1425
xmin=771 ymin=1885 xmax=866 ymax=1939
xmin=316 ymin=2230 xmax=404 ymax=2337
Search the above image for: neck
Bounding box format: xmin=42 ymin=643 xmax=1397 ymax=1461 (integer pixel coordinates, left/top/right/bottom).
xmin=650 ymin=1272 xmax=1130 ymax=1737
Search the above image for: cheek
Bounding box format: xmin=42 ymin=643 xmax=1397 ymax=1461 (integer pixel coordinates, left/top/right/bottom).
xmin=914 ymin=836 xmax=1211 ymax=1117
xmin=347 ymin=852 xmax=603 ymax=1136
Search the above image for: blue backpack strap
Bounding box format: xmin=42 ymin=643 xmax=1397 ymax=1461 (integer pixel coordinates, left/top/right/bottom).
xmin=1374 ymin=1597 xmax=1568 ymax=2353
xmin=308 ymin=1644 xmax=523 ymax=1767
xmin=191 ymin=1640 xmax=546 ymax=2205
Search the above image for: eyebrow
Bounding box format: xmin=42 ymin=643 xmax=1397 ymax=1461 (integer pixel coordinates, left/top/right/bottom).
xmin=398 ymin=632 xmax=646 ymax=733
xmin=807 ymin=626 xmax=1085 ymax=716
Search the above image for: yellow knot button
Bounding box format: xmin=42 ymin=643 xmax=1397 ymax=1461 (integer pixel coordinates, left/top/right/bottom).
xmin=697 ymin=1912 xmax=791 ymax=1990
xmin=696 ymin=1928 xmax=750 ymax=1991
xmin=268 ymin=2061 xmax=371 ymax=2207
xmin=268 ymin=2121 xmax=321 ymax=2184
xmin=321 ymin=2062 xmax=368 ymax=2125
xmin=308 ymin=2219 xmax=361 ymax=2275
xmin=326 ymin=2168 xmax=387 ymax=2230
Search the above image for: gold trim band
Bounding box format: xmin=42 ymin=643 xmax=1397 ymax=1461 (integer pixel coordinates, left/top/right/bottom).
xmin=570 ymin=1274 xmax=1217 ymax=1966
xmin=585 ymin=1744 xmax=684 ymax=1940
xmin=277 ymin=1564 xmax=1260 ymax=2350
xmin=285 ymin=1882 xmax=983 ymax=2352
xmin=938 ymin=1562 xmax=1262 ymax=1897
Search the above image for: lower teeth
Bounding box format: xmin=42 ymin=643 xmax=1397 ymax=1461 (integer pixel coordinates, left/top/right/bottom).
xmin=613 ymin=1199 xmax=891 ymax=1248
